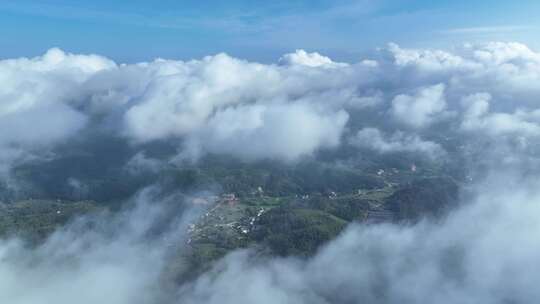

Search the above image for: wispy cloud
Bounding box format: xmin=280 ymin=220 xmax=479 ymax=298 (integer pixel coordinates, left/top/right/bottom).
xmin=441 ymin=25 xmax=534 ymax=35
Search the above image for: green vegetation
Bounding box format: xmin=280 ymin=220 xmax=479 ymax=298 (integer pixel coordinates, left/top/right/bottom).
xmin=253 ymin=207 xmax=348 ymax=256
xmin=0 ymin=149 xmax=462 ymax=282
xmin=388 ymin=177 xmax=459 ymax=221
xmin=178 ymin=174 xmax=459 ymax=278
xmin=0 ymin=199 xmax=102 ymax=242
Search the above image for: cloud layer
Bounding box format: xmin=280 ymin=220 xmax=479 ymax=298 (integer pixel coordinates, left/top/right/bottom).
xmin=2 ymin=42 xmax=540 ymax=169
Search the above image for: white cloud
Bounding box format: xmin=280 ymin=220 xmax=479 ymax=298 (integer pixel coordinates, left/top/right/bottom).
xmin=280 ymin=49 xmax=347 ymax=68
xmin=461 ymin=93 xmax=540 ymax=137
xmin=472 ymin=42 xmax=540 ymax=65
xmin=183 ymin=103 xmax=348 ymax=161
xmin=387 ymin=43 xmax=479 ymax=72
xmin=0 ymin=48 xmax=113 ymax=173
xmin=390 ymin=84 xmax=448 ymax=128
xmin=351 ymin=127 xmax=444 ymax=158
xmin=3 ymin=42 xmax=540 ymax=166
xmin=119 ymin=52 xmax=356 ymax=160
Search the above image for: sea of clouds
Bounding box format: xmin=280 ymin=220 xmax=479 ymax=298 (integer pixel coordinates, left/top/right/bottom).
xmin=2 ymin=42 xmax=540 ymax=167
xmin=1 ymin=42 xmax=540 ymax=303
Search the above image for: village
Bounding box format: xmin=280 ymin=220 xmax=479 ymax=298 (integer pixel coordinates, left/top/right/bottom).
xmin=185 ymin=178 xmax=399 ymax=250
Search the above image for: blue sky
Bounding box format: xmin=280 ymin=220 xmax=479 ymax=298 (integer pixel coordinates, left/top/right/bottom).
xmin=0 ymin=0 xmax=539 ymax=62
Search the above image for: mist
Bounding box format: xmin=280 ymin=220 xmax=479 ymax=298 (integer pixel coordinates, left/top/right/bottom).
xmin=1 ymin=166 xmax=539 ymax=303
xmin=179 ymin=171 xmax=540 ymax=304
xmin=0 ymin=186 xmax=205 ymax=304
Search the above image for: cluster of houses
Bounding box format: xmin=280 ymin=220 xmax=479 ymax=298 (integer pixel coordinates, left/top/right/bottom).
xmin=376 ymin=164 xmax=418 ymax=177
